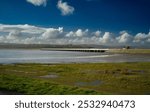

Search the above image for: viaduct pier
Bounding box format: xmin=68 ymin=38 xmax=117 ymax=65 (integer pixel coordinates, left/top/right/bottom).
xmin=41 ymin=48 xmax=109 ymax=53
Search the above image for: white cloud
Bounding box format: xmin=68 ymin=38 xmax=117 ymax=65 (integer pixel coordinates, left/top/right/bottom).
xmin=57 ymin=0 xmax=75 ymax=16
xmin=0 ymin=24 xmax=45 ymax=33
xmin=0 ymin=36 xmax=6 ymax=42
xmin=147 ymin=38 xmax=150 ymax=42
xmin=65 ymin=29 xmax=89 ymax=38
xmin=99 ymin=32 xmax=115 ymax=44
xmin=41 ymin=27 xmax=63 ymax=39
xmin=0 ymin=24 xmax=150 ymax=47
xmin=7 ymin=30 xmax=21 ymax=40
xmin=66 ymin=31 xmax=74 ymax=37
xmin=117 ymin=32 xmax=132 ymax=44
xmin=134 ymin=33 xmax=149 ymax=43
xmin=26 ymin=0 xmax=47 ymax=6
xmin=76 ymin=29 xmax=84 ymax=37
xmin=75 ymin=29 xmax=88 ymax=37
xmin=26 ymin=0 xmax=75 ymax=16
xmin=94 ymin=30 xmax=101 ymax=37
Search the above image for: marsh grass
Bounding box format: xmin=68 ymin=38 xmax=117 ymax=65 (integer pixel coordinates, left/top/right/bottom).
xmin=0 ymin=62 xmax=150 ymax=94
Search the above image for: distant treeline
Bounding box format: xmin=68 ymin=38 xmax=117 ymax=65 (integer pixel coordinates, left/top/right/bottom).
xmin=0 ymin=43 xmax=149 ymax=49
xmin=0 ymin=43 xmax=93 ymax=49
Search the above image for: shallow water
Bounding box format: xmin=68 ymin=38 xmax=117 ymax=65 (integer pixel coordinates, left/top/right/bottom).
xmin=0 ymin=49 xmax=149 ymax=63
xmin=75 ymin=80 xmax=102 ymax=86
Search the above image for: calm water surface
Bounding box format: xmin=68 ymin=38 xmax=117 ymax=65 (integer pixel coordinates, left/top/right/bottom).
xmin=0 ymin=49 xmax=149 ymax=63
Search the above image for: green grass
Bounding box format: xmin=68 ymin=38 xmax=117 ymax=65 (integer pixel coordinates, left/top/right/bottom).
xmin=0 ymin=73 xmax=98 ymax=95
xmin=108 ymin=49 xmax=150 ymax=54
xmin=0 ymin=62 xmax=150 ymax=95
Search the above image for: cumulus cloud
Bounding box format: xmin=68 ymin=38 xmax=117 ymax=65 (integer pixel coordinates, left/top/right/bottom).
xmin=26 ymin=0 xmax=75 ymax=16
xmin=26 ymin=0 xmax=47 ymax=6
xmin=41 ymin=27 xmax=63 ymax=39
xmin=0 ymin=24 xmax=150 ymax=47
xmin=75 ymin=29 xmax=88 ymax=37
xmin=66 ymin=29 xmax=88 ymax=38
xmin=57 ymin=0 xmax=75 ymax=15
xmin=94 ymin=30 xmax=101 ymax=37
xmin=134 ymin=33 xmax=150 ymax=43
xmin=100 ymin=32 xmax=115 ymax=44
xmin=7 ymin=30 xmax=21 ymax=40
xmin=117 ymin=31 xmax=133 ymax=43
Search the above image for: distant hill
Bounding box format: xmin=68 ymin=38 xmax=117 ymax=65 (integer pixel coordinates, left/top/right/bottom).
xmin=0 ymin=43 xmax=149 ymax=49
xmin=0 ymin=43 xmax=93 ymax=49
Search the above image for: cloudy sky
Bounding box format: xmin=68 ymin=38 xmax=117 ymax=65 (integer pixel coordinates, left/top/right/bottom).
xmin=0 ymin=0 xmax=150 ymax=47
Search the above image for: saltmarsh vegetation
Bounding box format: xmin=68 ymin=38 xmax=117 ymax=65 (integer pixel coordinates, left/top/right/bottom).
xmin=0 ymin=62 xmax=150 ymax=95
xmin=108 ymin=49 xmax=150 ymax=54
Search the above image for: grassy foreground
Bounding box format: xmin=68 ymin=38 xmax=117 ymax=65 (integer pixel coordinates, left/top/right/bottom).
xmin=0 ymin=62 xmax=150 ymax=95
xmin=108 ymin=49 xmax=150 ymax=54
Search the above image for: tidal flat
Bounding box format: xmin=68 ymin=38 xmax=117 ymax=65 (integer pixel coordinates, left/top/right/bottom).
xmin=0 ymin=62 xmax=150 ymax=95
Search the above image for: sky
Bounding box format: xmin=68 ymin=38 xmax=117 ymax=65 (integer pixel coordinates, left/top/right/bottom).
xmin=0 ymin=0 xmax=150 ymax=47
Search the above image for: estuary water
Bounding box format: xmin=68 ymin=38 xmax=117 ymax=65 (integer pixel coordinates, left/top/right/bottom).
xmin=0 ymin=49 xmax=149 ymax=64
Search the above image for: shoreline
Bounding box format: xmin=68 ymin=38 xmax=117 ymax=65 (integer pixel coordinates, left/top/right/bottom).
xmin=0 ymin=49 xmax=150 ymax=64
